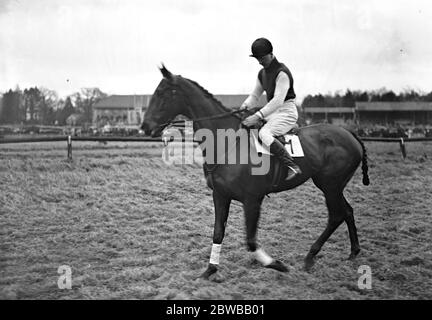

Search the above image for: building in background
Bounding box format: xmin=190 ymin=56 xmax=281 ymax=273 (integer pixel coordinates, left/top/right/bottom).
xmin=355 ymin=102 xmax=432 ymax=126
xmin=302 ymin=102 xmax=432 ymax=127
xmin=93 ymin=95 xmax=151 ymax=127
xmin=302 ymin=107 xmax=356 ymax=125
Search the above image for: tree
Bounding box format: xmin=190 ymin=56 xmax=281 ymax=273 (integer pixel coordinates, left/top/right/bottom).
xmin=38 ymin=87 xmax=59 ymax=124
xmin=381 ymin=90 xmax=398 ymax=102
xmin=316 ymin=94 xmax=326 ymax=108
xmin=0 ymin=89 xmax=22 ymax=124
xmin=23 ymin=87 xmax=44 ymax=123
xmin=301 ymin=95 xmax=315 ymax=109
xmin=56 ymin=97 xmax=75 ymax=125
xmin=423 ymin=91 xmax=432 ymax=102
xmin=323 ymin=95 xmax=333 ymax=108
xmin=72 ymin=88 xmax=107 ymax=125
xmin=342 ymin=90 xmax=355 ymax=108
xmin=399 ymin=89 xmax=420 ymax=102
xmin=354 ymin=91 xmax=369 ymax=102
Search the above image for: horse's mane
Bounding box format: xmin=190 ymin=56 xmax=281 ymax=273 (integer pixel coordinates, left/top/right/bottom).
xmin=183 ymin=77 xmax=233 ymax=113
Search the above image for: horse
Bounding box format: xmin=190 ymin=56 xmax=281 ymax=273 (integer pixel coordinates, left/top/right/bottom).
xmin=141 ymin=65 xmax=370 ymax=279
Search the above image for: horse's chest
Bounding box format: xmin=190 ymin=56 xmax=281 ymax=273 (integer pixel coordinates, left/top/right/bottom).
xmin=205 ymin=175 xmax=214 ymax=189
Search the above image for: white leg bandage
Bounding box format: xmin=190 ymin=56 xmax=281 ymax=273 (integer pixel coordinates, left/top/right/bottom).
xmin=255 ymin=248 xmax=274 ymax=266
xmin=209 ymin=243 xmax=222 ymax=265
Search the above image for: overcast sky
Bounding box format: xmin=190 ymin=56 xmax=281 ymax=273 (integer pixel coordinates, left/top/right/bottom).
xmin=1 ymin=0 xmax=431 ymax=101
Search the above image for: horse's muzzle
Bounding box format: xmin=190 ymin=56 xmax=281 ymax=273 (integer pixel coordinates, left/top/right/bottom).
xmin=141 ymin=122 xmax=159 ymax=136
xmin=150 ymin=128 xmax=163 ymax=137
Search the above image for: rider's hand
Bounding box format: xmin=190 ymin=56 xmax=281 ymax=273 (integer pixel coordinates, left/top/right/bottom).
xmin=242 ymin=114 xmax=261 ymax=127
xmin=240 ymin=104 xmax=249 ymax=110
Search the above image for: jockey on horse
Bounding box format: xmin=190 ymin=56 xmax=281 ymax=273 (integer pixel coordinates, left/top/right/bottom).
xmin=241 ymin=37 xmax=302 ymax=181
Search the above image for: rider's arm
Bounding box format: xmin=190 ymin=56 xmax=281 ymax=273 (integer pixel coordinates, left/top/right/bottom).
xmin=241 ymin=78 xmax=264 ymax=109
xmin=254 ymin=72 xmax=290 ymax=119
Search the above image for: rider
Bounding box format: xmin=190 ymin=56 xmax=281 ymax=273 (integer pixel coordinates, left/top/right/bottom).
xmin=241 ymin=37 xmax=302 ymax=181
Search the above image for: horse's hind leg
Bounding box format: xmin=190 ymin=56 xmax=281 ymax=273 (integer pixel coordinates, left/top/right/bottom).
xmin=343 ymin=196 xmax=361 ymax=260
xmin=304 ymin=189 xmax=345 ymax=271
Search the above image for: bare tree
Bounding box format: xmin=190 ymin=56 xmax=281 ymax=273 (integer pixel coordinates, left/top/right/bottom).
xmin=72 ymin=88 xmax=107 ymax=125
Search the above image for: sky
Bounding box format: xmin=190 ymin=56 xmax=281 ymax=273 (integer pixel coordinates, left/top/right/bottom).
xmin=1 ymin=0 xmax=432 ymax=101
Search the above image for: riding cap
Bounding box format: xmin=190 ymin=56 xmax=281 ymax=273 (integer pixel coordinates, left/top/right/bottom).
xmin=249 ymin=38 xmax=273 ymax=58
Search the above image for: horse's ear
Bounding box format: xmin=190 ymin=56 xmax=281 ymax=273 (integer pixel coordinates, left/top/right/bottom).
xmin=159 ymin=63 xmax=173 ymax=80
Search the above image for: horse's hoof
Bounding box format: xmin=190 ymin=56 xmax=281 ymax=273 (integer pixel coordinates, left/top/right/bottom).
xmin=304 ymin=258 xmax=315 ymax=272
xmin=199 ymin=263 xmax=218 ymax=280
xmin=265 ymin=260 xmax=288 ymax=272
xmin=348 ymin=248 xmax=361 ymax=261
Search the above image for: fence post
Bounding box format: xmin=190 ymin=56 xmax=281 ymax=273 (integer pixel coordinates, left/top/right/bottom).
xmin=67 ymin=135 xmax=72 ymax=160
xmin=399 ymin=137 xmax=406 ymax=159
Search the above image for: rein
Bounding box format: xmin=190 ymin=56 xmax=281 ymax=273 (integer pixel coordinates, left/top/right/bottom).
xmin=157 ymin=108 xmax=247 ymax=130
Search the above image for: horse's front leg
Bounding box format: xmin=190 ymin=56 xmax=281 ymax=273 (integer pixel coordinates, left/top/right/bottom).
xmin=243 ymin=198 xmax=288 ymax=272
xmin=200 ymin=190 xmax=231 ymax=280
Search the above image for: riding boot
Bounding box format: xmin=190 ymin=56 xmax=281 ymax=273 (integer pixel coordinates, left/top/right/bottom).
xmin=269 ymin=139 xmax=302 ymax=181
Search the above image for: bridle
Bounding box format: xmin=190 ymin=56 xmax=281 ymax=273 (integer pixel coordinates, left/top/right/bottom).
xmin=153 ymin=83 xmax=253 ymax=130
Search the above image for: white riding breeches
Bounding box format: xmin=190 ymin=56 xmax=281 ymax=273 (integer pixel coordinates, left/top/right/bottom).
xmin=258 ymin=99 xmax=298 ymax=146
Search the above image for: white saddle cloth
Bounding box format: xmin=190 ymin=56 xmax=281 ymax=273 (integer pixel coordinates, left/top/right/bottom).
xmin=251 ymin=131 xmax=305 ymax=157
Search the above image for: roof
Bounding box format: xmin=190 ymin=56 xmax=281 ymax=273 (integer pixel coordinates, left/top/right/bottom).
xmin=93 ymin=94 xmax=267 ymax=110
xmin=94 ymin=95 xmax=152 ymax=109
xmin=303 ymin=107 xmax=355 ymax=113
xmin=356 ymin=102 xmax=432 ymax=111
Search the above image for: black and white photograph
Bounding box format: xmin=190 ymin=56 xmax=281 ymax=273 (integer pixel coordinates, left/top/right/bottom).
xmin=1 ymin=0 xmax=431 ymax=305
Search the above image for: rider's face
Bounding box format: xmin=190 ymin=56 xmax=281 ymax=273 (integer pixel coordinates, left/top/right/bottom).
xmin=256 ymin=53 xmax=273 ymax=68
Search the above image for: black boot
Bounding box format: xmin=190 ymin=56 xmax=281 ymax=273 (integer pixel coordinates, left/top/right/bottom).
xmin=269 ymin=139 xmax=302 ymax=181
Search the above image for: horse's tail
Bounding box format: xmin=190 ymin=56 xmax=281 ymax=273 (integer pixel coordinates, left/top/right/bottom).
xmin=349 ymin=130 xmax=370 ymax=186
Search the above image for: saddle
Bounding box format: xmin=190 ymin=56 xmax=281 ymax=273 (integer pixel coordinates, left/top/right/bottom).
xmin=275 ymin=124 xmax=300 ymax=144
xmin=270 ymin=124 xmax=300 ymax=189
xmin=240 ymin=112 xmax=303 ymax=190
xmin=251 ymin=122 xmax=300 ymax=146
xmin=245 ymin=122 xmax=301 ymax=190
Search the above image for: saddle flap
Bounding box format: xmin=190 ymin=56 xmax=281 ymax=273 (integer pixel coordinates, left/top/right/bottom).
xmin=251 ymin=131 xmax=304 ymax=157
xmin=281 ymin=134 xmax=304 ymax=157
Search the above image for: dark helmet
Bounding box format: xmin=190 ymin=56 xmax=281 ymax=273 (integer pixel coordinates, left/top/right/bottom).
xmin=250 ymin=38 xmax=273 ymax=58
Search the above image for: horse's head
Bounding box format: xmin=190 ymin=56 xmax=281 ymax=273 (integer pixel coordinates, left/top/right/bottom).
xmin=141 ymin=64 xmax=188 ymax=137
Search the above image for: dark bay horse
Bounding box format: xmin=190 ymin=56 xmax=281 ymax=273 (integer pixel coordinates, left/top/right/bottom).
xmin=141 ymin=65 xmax=370 ymax=279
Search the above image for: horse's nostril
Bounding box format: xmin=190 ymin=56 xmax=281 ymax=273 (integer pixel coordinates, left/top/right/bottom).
xmin=141 ymin=123 xmax=152 ymax=136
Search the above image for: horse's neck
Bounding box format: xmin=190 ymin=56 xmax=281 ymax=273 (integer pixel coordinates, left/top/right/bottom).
xmin=184 ymin=87 xmax=240 ymax=133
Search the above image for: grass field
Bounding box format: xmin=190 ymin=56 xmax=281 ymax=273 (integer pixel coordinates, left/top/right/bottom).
xmin=0 ymin=140 xmax=431 ymax=299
